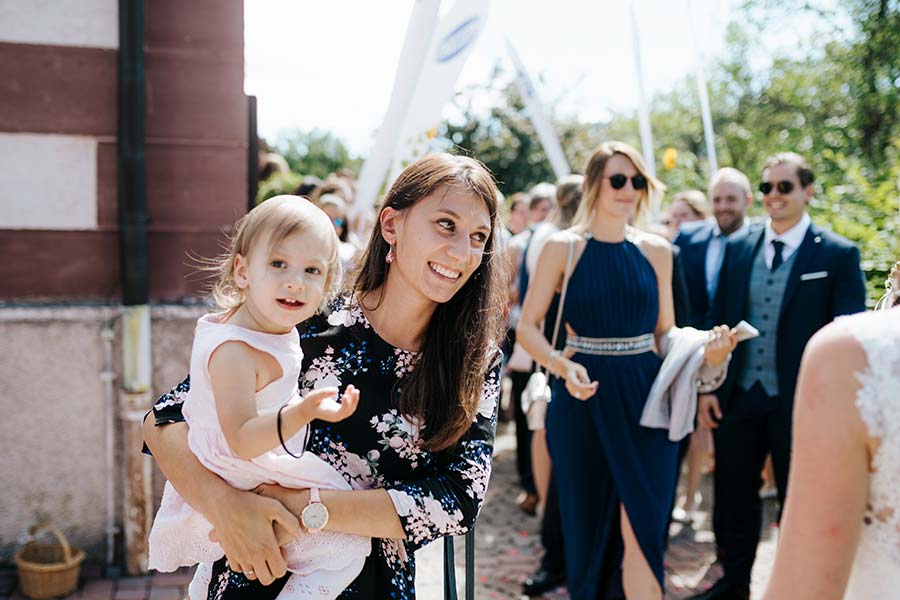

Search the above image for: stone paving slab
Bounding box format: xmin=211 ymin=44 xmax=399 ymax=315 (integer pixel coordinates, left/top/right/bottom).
xmin=2 ymin=423 xmax=777 ymax=599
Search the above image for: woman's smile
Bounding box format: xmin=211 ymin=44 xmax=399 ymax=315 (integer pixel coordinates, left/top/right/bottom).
xmin=428 ymin=261 xmax=462 ymax=281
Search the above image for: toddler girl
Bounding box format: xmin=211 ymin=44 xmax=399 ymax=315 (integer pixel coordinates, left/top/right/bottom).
xmin=148 ymin=196 xmax=370 ymax=599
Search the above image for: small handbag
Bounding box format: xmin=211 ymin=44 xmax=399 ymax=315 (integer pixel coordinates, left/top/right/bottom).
xmin=521 ymin=238 xmax=575 ymax=431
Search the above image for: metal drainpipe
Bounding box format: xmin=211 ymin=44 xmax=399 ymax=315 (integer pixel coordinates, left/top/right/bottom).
xmin=247 ymin=95 xmax=259 ymax=211
xmin=100 ymin=323 xmax=118 ymax=572
xmin=118 ymin=0 xmax=153 ymax=575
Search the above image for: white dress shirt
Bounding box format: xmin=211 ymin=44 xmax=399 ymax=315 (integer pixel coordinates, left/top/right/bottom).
xmin=763 ymin=212 xmax=811 ymax=269
xmin=706 ymin=218 xmax=751 ymax=298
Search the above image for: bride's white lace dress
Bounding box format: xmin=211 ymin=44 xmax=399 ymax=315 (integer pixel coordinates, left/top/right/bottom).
xmin=844 ymin=307 xmax=900 ymax=599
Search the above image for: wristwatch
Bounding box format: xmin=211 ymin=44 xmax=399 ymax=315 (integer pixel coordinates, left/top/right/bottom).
xmin=300 ymin=488 xmax=329 ymax=532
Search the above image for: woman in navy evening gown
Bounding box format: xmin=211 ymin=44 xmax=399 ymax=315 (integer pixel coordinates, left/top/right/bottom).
xmin=517 ymin=141 xmax=735 ymax=599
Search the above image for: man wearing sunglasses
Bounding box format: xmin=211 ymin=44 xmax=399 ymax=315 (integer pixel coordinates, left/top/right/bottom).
xmin=689 ymin=153 xmax=866 ymax=600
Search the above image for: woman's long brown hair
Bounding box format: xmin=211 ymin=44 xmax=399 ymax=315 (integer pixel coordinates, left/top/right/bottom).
xmin=353 ymin=154 xmax=506 ymax=452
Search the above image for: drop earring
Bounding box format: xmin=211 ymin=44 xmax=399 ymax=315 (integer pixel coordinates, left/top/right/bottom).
xmin=385 ymin=244 xmax=394 ymax=264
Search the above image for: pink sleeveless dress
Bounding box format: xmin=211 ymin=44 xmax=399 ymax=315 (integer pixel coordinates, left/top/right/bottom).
xmin=148 ymin=313 xmax=370 ymax=599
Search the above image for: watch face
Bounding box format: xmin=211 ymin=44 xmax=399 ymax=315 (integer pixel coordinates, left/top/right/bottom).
xmin=301 ymin=502 xmax=329 ymax=530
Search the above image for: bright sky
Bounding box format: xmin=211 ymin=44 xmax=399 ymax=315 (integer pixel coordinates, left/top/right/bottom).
xmin=244 ymin=0 xmax=815 ymax=156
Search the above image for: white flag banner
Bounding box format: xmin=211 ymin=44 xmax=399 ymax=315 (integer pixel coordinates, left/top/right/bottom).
xmin=686 ymin=0 xmax=718 ymax=174
xmin=351 ymin=0 xmax=441 ymax=226
xmin=506 ymin=37 xmax=570 ymax=181
xmin=388 ymin=0 xmax=491 ymax=181
xmin=628 ymin=0 xmax=659 ymax=222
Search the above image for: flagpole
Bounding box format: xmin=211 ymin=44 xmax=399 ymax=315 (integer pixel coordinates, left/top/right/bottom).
xmin=628 ymin=0 xmax=659 ymax=222
xmin=351 ymin=0 xmax=441 ymax=227
xmin=506 ymin=37 xmax=570 ymax=181
xmin=686 ymin=0 xmax=718 ymax=174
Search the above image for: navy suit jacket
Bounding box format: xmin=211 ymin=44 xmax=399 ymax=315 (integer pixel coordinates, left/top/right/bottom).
xmin=674 ymin=221 xmax=716 ymax=329
xmin=708 ymin=221 xmax=866 ymax=408
xmin=671 ymin=245 xmax=692 ymax=328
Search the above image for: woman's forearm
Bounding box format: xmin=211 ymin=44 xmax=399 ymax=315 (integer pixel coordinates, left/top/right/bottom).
xmin=516 ymin=321 xmax=556 ymax=372
xmin=143 ymin=416 xmax=299 ymax=582
xmin=143 ymin=417 xmax=237 ymax=516
xmin=324 ymin=489 xmax=405 ymax=539
xmin=264 ymin=486 xmax=405 ymax=540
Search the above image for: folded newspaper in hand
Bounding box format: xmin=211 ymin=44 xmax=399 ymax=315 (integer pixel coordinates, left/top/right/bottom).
xmin=734 ymin=320 xmax=760 ymax=343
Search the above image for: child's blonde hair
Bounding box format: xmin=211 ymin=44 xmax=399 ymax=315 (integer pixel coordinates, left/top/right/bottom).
xmin=211 ymin=195 xmax=342 ymax=312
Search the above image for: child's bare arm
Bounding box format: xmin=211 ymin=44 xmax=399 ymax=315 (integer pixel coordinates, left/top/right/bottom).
xmin=210 ymin=342 xmax=358 ymax=460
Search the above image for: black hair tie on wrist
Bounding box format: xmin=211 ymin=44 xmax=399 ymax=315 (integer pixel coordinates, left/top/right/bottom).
xmin=277 ymin=404 xmax=309 ymax=459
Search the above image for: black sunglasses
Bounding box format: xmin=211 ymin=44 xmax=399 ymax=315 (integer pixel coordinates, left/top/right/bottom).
xmin=608 ymin=173 xmax=648 ymax=190
xmin=759 ymin=180 xmax=795 ymax=195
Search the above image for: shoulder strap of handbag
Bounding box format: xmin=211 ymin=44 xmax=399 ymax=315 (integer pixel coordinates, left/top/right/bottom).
xmin=541 ymin=237 xmax=575 ymax=376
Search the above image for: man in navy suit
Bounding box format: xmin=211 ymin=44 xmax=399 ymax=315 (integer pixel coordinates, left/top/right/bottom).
xmin=674 ymin=168 xmax=753 ymax=329
xmin=689 ymin=153 xmax=867 ymax=600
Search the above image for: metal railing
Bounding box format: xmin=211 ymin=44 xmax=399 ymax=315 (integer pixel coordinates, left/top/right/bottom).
xmin=443 ymin=529 xmax=475 ymax=600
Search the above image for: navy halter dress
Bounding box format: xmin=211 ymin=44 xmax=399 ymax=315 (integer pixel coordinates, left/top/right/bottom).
xmin=546 ymin=235 xmax=678 ymax=598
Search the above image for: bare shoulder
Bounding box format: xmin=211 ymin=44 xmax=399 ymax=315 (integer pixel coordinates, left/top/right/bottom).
xmin=552 ymin=227 xmax=585 ymax=245
xmin=630 ymin=228 xmax=672 ymax=271
xmin=631 ymin=228 xmax=671 ymax=255
xmin=540 ymin=229 xmax=583 ymax=259
xmin=803 ymin=318 xmax=868 ymax=380
xmin=210 ymin=339 xmax=256 ymax=362
xmin=797 ymin=318 xmax=868 ymax=417
xmin=208 ymin=339 xmax=268 ymax=371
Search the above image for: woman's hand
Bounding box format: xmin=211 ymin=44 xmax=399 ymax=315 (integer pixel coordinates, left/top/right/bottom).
xmin=704 ymin=324 xmax=737 ymax=367
xmin=697 ymin=394 xmax=722 ymax=430
xmin=207 ymin=490 xmax=300 ymax=585
xmin=552 ymin=355 xmax=599 ymax=401
xmin=254 ymin=483 xmax=310 ymax=537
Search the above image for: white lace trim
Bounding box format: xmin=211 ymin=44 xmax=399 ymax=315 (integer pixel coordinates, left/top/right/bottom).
xmin=847 ymin=310 xmax=900 ymax=574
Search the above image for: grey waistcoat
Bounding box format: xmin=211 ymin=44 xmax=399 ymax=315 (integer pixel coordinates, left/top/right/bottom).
xmin=736 ymin=244 xmax=797 ymax=397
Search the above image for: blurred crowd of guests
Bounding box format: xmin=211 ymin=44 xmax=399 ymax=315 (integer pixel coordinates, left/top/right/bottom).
xmin=255 ymin=142 xmax=888 ymax=599
xmin=495 ymin=151 xmax=869 ymax=600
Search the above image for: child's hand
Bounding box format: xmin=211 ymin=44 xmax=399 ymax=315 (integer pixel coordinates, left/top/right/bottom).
xmin=300 ymin=385 xmax=360 ymax=423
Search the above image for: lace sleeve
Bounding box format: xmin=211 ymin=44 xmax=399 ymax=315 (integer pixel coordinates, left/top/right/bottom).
xmin=698 ymin=354 xmax=730 ymax=393
xmin=844 ymin=310 xmax=900 ymax=576
xmin=385 ymin=357 xmax=501 ymax=552
xmin=848 ymin=321 xmax=900 ymax=439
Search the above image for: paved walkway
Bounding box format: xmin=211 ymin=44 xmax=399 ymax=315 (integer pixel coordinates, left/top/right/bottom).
xmin=419 ymin=422 xmax=777 ymax=599
xmin=1 ymin=423 xmax=777 ymax=599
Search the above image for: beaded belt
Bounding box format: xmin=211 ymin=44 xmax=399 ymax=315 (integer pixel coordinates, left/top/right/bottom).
xmin=566 ymin=333 xmax=655 ymax=356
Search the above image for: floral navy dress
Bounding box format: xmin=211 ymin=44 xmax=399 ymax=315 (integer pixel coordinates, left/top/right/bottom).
xmin=149 ymin=294 xmax=502 ymax=599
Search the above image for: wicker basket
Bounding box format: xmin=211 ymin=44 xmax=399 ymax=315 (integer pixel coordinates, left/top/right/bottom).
xmin=14 ymin=524 xmax=85 ymax=599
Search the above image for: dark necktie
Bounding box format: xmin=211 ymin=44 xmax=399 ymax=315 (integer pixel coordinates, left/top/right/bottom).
xmin=771 ymin=240 xmax=785 ymax=271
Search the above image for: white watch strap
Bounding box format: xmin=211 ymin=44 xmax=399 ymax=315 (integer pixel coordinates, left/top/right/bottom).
xmin=309 ymin=487 xmax=321 ymax=503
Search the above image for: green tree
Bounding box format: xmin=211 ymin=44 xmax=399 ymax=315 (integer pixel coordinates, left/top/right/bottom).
xmin=742 ymin=0 xmax=900 ymax=163
xmin=434 ymin=4 xmax=899 ymax=303
xmin=272 ymin=128 xmax=362 ymax=179
xmin=439 ymin=66 xmax=609 ymax=196
xmin=727 ymin=0 xmax=900 ymax=301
